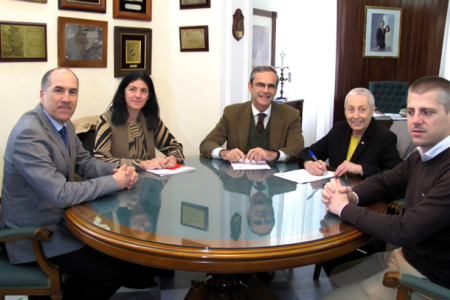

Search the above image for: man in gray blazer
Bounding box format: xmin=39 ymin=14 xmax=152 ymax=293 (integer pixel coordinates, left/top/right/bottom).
xmin=0 ymin=68 xmax=157 ymax=300
xmin=200 ymin=66 xmax=304 ymax=162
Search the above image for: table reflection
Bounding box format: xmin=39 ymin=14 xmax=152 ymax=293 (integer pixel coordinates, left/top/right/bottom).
xmin=82 ymin=157 xmax=356 ymax=249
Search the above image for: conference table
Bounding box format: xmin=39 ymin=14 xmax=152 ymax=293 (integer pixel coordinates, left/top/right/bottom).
xmin=65 ymin=156 xmax=386 ymax=300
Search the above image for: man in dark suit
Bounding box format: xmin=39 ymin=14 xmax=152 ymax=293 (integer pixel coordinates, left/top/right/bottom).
xmin=0 ymin=68 xmax=159 ymax=300
xmin=299 ymin=88 xmax=402 ymax=179
xmin=200 ymin=66 xmax=304 ymax=162
xmin=376 ymin=20 xmax=385 ymax=50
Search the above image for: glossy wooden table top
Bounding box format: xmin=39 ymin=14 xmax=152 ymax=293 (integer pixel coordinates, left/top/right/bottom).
xmin=65 ymin=156 xmax=386 ymax=273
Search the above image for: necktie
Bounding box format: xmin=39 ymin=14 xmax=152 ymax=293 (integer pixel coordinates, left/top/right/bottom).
xmin=59 ymin=126 xmax=70 ymax=151
xmin=256 ymin=113 xmax=266 ymax=134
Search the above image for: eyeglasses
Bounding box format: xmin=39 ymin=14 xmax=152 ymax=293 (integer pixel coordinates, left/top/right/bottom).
xmin=254 ymin=82 xmax=277 ymax=90
xmin=127 ymin=86 xmax=149 ymax=95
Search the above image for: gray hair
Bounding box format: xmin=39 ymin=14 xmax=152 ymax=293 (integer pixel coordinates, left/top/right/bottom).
xmin=344 ymin=88 xmax=376 ymax=111
xmin=249 ymin=66 xmax=279 ymax=85
xmin=409 ymin=76 xmax=450 ymax=113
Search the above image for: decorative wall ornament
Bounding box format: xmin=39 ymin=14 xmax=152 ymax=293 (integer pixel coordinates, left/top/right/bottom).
xmin=232 ymin=9 xmax=244 ymax=41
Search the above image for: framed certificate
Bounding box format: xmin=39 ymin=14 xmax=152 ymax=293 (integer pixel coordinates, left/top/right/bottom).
xmin=114 ymin=26 xmax=152 ymax=77
xmin=0 ymin=21 xmax=47 ymax=62
xmin=58 ymin=0 xmax=106 ymax=13
xmin=179 ymin=26 xmax=209 ymax=52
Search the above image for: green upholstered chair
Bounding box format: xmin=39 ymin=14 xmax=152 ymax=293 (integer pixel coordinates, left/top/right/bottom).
xmin=369 ymin=81 xmax=409 ymax=113
xmin=0 ymin=227 xmax=66 ymax=300
xmin=383 ymin=271 xmax=450 ymax=300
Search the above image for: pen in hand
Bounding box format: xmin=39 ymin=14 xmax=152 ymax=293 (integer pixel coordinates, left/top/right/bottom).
xmin=307 ymin=150 xmax=328 ymax=175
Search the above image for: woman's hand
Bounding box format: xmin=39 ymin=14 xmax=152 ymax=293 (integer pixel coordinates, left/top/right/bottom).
xmin=334 ymin=161 xmax=363 ymax=177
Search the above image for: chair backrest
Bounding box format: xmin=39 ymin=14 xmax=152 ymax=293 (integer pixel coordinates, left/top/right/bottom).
xmin=369 ymin=81 xmax=409 ymax=113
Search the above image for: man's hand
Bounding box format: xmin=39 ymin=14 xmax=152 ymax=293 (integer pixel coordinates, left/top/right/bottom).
xmin=334 ymin=160 xmax=363 ymax=177
xmin=304 ymin=160 xmax=328 ymax=175
xmin=321 ymin=178 xmax=355 ymax=215
xmin=113 ymin=164 xmax=138 ymax=189
xmin=246 ymin=147 xmax=278 ymax=162
xmin=219 ymin=148 xmax=246 ymax=162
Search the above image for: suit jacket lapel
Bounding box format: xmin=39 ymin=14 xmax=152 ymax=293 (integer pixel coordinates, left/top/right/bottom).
xmin=269 ymin=103 xmax=283 ymax=149
xmin=35 ymin=104 xmax=73 ymax=177
xmin=350 ymin=118 xmax=376 ymax=162
xmin=236 ymin=102 xmax=252 ymax=150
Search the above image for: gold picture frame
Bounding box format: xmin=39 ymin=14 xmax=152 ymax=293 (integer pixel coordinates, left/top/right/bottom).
xmin=57 ymin=17 xmax=108 ymax=68
xmin=114 ymin=26 xmax=152 ymax=77
xmin=179 ymin=25 xmax=209 ymax=52
xmin=0 ymin=21 xmax=47 ymax=62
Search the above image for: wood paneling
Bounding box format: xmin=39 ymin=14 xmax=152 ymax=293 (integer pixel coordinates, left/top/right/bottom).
xmin=334 ymin=0 xmax=449 ymax=122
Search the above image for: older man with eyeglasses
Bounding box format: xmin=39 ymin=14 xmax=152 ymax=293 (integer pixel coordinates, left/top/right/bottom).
xmin=200 ymin=66 xmax=304 ymax=162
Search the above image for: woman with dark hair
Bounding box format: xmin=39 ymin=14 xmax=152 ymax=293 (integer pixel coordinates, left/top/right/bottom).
xmin=94 ymin=70 xmax=184 ymax=170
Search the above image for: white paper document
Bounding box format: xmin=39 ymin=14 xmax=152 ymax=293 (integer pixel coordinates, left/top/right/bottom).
xmin=274 ymin=169 xmax=335 ymax=184
xmin=231 ymin=159 xmax=271 ymax=170
xmin=146 ymin=164 xmax=195 ymax=176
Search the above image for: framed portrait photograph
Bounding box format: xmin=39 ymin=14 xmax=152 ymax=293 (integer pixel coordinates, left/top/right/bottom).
xmin=181 ymin=202 xmax=208 ymax=231
xmin=113 ymin=0 xmax=152 ymax=21
xmin=180 ymin=0 xmax=210 ymax=9
xmin=58 ymin=0 xmax=106 ymax=13
xmin=57 ymin=17 xmax=108 ymax=68
xmin=363 ymin=6 xmax=402 ymax=58
xmin=114 ymin=26 xmax=152 ymax=77
xmin=0 ymin=21 xmax=47 ymax=62
xmin=179 ymin=25 xmax=209 ymax=52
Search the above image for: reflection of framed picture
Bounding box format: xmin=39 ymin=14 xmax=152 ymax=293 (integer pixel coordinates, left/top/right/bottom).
xmin=181 ymin=202 xmax=208 ymax=231
xmin=180 ymin=0 xmax=210 ymax=9
xmin=114 ymin=26 xmax=152 ymax=77
xmin=0 ymin=21 xmax=47 ymax=62
xmin=252 ymin=8 xmax=277 ymax=69
xmin=57 ymin=17 xmax=108 ymax=68
xmin=363 ymin=6 xmax=402 ymax=58
xmin=113 ymin=0 xmax=152 ymax=21
xmin=58 ymin=0 xmax=106 ymax=13
xmin=179 ymin=26 xmax=209 ymax=52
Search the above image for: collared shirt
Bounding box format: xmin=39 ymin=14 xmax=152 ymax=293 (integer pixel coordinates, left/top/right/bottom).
xmin=418 ymin=135 xmax=450 ymax=162
xmin=42 ymin=108 xmax=66 ymax=132
xmin=211 ymin=103 xmax=288 ymax=161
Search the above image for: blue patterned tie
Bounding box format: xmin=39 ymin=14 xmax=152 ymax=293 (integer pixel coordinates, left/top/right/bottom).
xmin=59 ymin=126 xmax=70 ymax=151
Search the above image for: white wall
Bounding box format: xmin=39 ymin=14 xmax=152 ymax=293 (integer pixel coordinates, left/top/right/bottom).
xmin=0 ymin=0 xmax=247 ymax=191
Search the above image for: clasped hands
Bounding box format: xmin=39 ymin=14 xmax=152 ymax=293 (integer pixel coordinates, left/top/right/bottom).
xmin=305 ymin=160 xmax=362 ymax=177
xmin=321 ymin=178 xmax=357 ymax=215
xmin=113 ymin=164 xmax=139 ymax=190
xmin=219 ymin=147 xmax=278 ymax=163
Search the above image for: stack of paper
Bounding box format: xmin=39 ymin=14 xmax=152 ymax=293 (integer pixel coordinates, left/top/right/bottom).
xmin=231 ymin=159 xmax=271 ymax=170
xmin=274 ymin=169 xmax=334 ymax=184
xmin=146 ymin=164 xmax=195 ymax=176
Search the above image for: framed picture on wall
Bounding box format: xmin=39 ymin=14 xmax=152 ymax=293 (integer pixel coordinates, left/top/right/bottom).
xmin=252 ymin=8 xmax=277 ymax=69
xmin=57 ymin=17 xmax=108 ymax=68
xmin=0 ymin=21 xmax=47 ymax=62
xmin=179 ymin=26 xmax=209 ymax=52
xmin=58 ymin=0 xmax=106 ymax=13
xmin=114 ymin=26 xmax=152 ymax=77
xmin=363 ymin=6 xmax=402 ymax=58
xmin=113 ymin=0 xmax=152 ymax=21
xmin=180 ymin=0 xmax=210 ymax=9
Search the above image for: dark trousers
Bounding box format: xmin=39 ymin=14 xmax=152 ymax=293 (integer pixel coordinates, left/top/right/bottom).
xmin=30 ymin=245 xmax=160 ymax=300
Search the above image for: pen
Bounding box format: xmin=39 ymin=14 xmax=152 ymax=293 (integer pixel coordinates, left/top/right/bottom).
xmin=307 ymin=150 xmax=328 ymax=175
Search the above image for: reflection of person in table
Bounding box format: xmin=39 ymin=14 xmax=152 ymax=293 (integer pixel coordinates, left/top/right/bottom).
xmin=299 ymin=88 xmax=402 ymax=178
